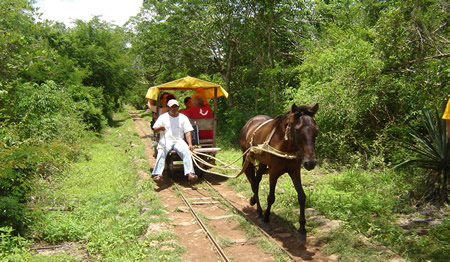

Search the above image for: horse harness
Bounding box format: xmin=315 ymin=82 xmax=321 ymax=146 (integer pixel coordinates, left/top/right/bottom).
xmin=246 ymin=118 xmax=301 ymax=165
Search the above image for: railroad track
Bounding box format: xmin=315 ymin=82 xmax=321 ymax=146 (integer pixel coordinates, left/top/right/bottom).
xmin=130 ymin=110 xmax=296 ymax=261
xmin=168 ymin=174 xmax=296 ymax=262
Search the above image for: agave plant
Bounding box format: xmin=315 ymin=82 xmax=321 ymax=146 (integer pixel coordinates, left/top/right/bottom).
xmin=395 ymin=107 xmax=449 ymax=203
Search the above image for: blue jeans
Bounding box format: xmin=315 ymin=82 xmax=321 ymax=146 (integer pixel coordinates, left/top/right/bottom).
xmin=152 ymin=140 xmax=195 ymax=176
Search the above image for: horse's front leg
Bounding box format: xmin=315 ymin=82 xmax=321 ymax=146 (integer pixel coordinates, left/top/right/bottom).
xmin=260 ymin=171 xmax=281 ymax=231
xmin=244 ymin=159 xmax=255 ymax=188
xmin=251 ymin=164 xmax=266 ymax=219
xmin=288 ymin=169 xmax=307 ymax=244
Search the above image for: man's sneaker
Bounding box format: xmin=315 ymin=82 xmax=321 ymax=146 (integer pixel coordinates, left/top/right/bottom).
xmin=187 ymin=173 xmax=198 ymax=183
xmin=152 ymin=175 xmax=163 ymax=183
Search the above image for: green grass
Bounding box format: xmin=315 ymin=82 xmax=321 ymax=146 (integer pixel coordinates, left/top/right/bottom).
xmin=20 ymin=109 xmax=182 ymax=261
xmin=320 ymin=228 xmax=397 ymax=261
xmin=216 ymin=146 xmax=449 ymax=261
xmin=308 ymin=169 xmax=449 ymax=261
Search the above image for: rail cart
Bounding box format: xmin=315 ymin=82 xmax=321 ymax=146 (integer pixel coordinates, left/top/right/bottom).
xmin=145 ymin=76 xmax=228 ymax=177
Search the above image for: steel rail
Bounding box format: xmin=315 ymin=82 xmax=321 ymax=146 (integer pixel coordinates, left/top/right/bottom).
xmin=171 ymin=180 xmax=231 ymax=262
xmin=203 ymin=179 xmax=297 ymax=262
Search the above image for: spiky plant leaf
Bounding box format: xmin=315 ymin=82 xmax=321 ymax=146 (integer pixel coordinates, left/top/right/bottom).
xmin=394 ymin=107 xmax=449 ymax=202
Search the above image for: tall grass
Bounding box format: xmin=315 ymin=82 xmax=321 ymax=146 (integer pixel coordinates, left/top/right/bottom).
xmin=20 ymin=110 xmax=182 ymax=261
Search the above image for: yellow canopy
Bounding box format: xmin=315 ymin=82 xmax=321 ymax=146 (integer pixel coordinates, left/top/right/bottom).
xmin=145 ymin=76 xmax=228 ymax=100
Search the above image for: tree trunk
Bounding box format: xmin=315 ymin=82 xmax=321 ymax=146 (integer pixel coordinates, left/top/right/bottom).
xmin=442 ymin=169 xmax=448 ymax=203
xmin=224 ymin=39 xmax=235 ymax=107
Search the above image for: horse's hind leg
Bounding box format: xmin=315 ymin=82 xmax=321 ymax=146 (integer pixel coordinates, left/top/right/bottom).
xmin=243 ymin=160 xmax=255 ymax=184
xmin=288 ymin=170 xmax=307 ymax=244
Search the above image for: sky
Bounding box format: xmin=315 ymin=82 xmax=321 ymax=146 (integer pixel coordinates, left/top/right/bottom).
xmin=34 ymin=0 xmax=143 ymax=26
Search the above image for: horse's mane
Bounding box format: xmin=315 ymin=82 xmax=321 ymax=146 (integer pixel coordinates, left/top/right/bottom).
xmin=272 ymin=114 xmax=285 ymax=126
xmin=272 ymin=105 xmax=314 ymax=127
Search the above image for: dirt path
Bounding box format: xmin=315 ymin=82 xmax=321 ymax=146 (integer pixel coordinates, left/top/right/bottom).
xmin=204 ymin=173 xmax=341 ymax=261
xmin=130 ymin=111 xmax=337 ymax=261
xmin=130 ymin=111 xmax=219 ymax=260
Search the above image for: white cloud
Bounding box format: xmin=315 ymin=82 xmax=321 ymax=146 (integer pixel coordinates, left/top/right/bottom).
xmin=34 ymin=0 xmax=142 ymax=26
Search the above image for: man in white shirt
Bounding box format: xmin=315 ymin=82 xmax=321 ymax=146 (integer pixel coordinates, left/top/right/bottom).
xmin=152 ymin=99 xmax=198 ymax=183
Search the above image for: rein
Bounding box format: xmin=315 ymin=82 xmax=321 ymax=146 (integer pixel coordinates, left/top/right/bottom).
xmin=189 ymin=116 xmax=300 ymax=179
xmin=183 ymin=114 xmax=302 ymax=179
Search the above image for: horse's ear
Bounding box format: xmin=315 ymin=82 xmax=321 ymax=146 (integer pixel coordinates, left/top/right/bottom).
xmin=291 ymin=104 xmax=298 ymax=112
xmin=308 ymin=103 xmax=319 ymax=116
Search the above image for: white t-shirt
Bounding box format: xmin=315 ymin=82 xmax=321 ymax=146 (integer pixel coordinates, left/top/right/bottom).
xmin=153 ymin=112 xmax=193 ymax=147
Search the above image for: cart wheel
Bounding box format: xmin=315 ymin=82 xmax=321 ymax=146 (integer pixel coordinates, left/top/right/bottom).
xmin=194 ymin=166 xmax=204 ymax=178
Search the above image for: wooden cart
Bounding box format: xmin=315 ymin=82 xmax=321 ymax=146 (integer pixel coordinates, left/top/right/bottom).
xmin=145 ymin=76 xmax=228 ymax=177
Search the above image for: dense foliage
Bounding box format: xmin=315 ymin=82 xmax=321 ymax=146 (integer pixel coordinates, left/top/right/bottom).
xmin=130 ymin=0 xmax=448 ymax=168
xmin=0 ymin=0 xmax=138 ymax=232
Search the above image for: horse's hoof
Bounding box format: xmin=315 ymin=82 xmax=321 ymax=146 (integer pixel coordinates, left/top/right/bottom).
xmin=257 ymin=218 xmax=272 ymax=231
xmin=297 ymin=233 xmax=307 ymax=244
xmin=250 ymin=196 xmax=256 ymax=206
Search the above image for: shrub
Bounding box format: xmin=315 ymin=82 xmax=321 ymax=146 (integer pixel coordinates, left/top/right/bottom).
xmin=123 ymin=82 xmax=148 ymax=110
xmin=0 ymin=143 xmax=72 ymax=232
xmin=395 ymin=107 xmax=449 ymax=203
xmin=0 ymin=81 xmax=108 ymax=146
xmin=68 ymin=84 xmax=107 ymax=132
xmin=0 ymin=80 xmax=103 ymax=232
xmin=0 ymin=226 xmax=31 ymax=259
xmin=1 ymin=81 xmax=75 ymax=143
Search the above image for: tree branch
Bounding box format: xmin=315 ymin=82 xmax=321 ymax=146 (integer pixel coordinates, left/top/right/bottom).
xmin=385 ymin=53 xmax=450 ymax=74
xmin=406 ymin=53 xmax=450 ymax=64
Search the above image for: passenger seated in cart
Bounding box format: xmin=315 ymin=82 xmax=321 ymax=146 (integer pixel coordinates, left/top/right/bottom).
xmin=151 ymin=99 xmax=198 ymax=184
xmin=180 ymin=96 xmax=192 ymax=113
xmin=148 ymin=93 xmax=177 ymax=115
xmin=148 ymin=92 xmax=167 ymax=114
xmin=148 ymin=93 xmax=176 ymax=129
xmin=181 ymin=94 xmax=213 ymax=139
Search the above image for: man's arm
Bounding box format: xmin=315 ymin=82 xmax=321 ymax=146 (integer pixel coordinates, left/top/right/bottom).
xmin=147 ymin=99 xmax=158 ymax=112
xmin=153 ymin=125 xmax=165 ymax=133
xmin=185 ymin=131 xmax=194 ymax=151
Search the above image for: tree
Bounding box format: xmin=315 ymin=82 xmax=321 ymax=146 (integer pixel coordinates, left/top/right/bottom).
xmin=291 ymin=0 xmax=448 ymax=166
xmin=64 ymin=17 xmax=138 ymax=117
xmin=133 ymin=1 xmax=317 ymax=114
xmin=130 ymin=0 xmax=448 ymax=166
xmin=0 ymin=0 xmax=39 ymax=85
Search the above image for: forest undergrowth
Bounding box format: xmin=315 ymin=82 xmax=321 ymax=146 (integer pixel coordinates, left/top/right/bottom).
xmin=1 ymin=110 xmax=182 ymax=261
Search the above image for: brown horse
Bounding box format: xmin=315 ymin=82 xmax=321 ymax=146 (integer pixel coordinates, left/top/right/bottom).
xmin=239 ymin=103 xmax=319 ymax=244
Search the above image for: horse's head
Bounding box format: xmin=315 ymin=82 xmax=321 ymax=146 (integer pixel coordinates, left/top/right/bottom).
xmin=286 ymin=103 xmax=319 ymax=170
